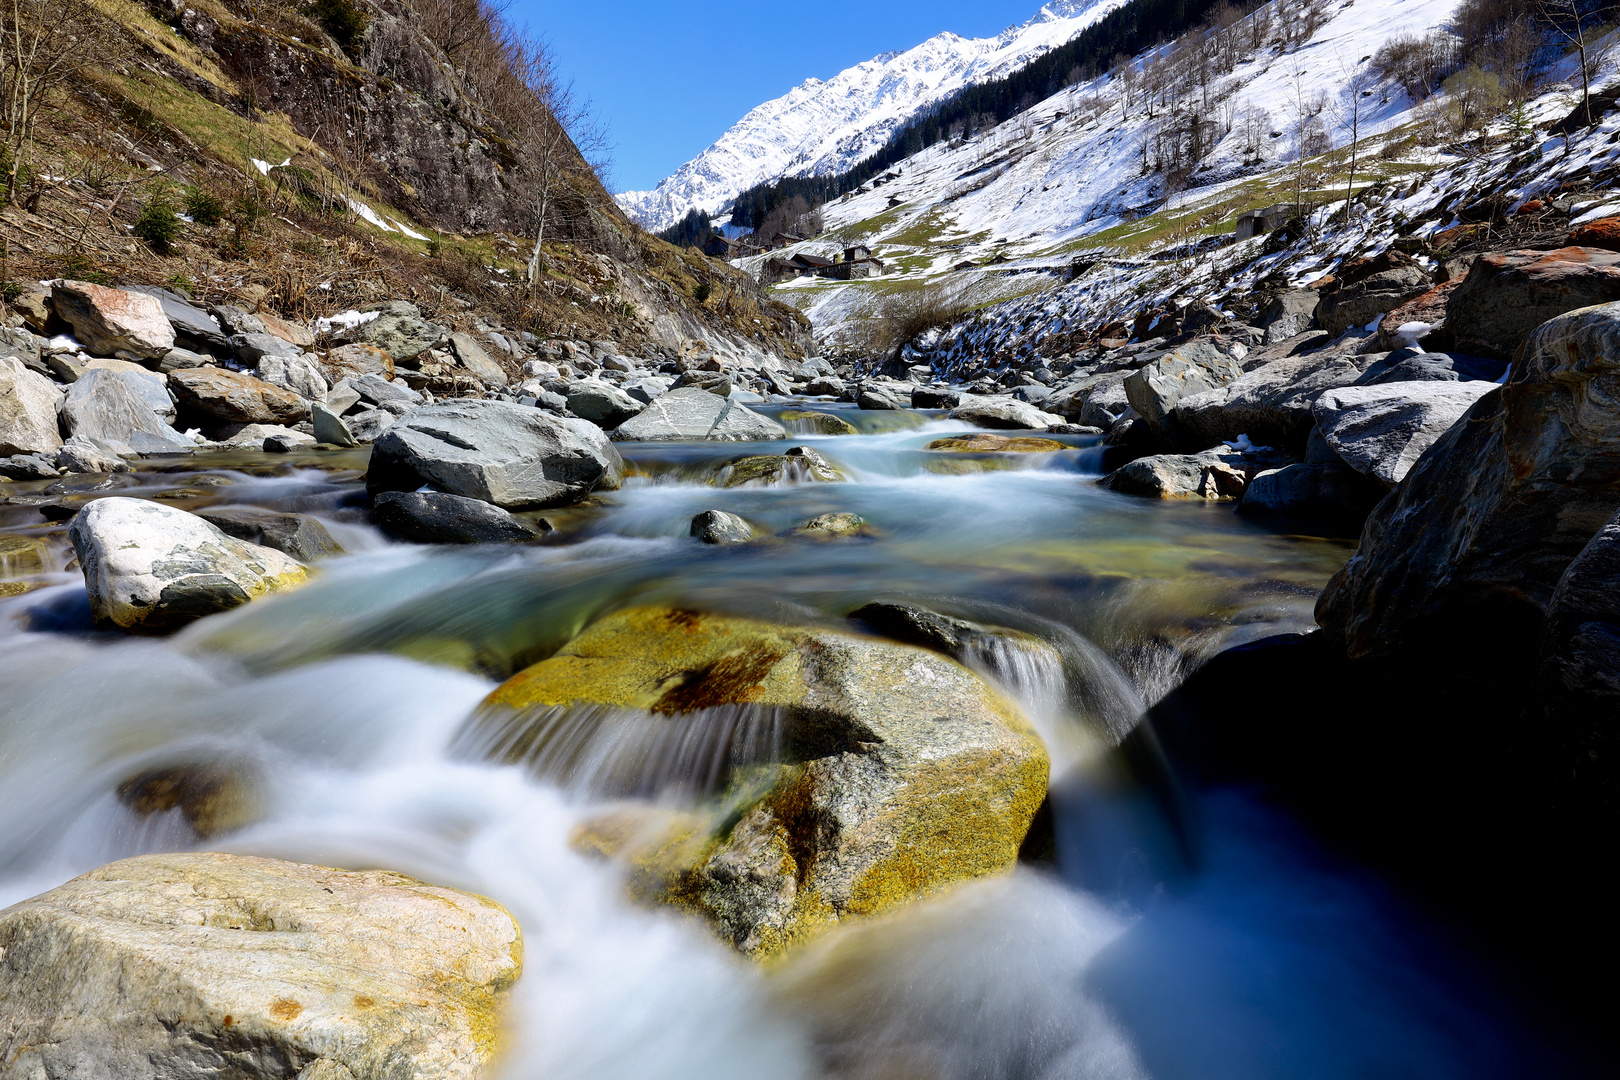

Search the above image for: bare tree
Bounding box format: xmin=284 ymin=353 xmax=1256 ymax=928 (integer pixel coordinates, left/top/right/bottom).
xmin=1329 ymin=55 xmax=1379 ymax=224
xmin=0 ymin=0 xmax=130 ymax=198
xmin=1536 ymin=0 xmax=1611 ymax=128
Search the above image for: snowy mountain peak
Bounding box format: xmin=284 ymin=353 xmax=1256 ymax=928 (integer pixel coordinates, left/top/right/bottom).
xmin=616 ymin=0 xmax=1126 ymax=233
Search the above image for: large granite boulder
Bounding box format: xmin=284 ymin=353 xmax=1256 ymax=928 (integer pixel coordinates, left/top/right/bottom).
xmin=70 ymin=497 xmax=309 ymax=632
xmin=50 ymin=281 xmax=175 ymax=360
xmin=255 ymin=353 xmax=330 ymax=401
xmin=121 ymin=285 xmax=230 ymax=353
xmin=1258 ymin=289 xmax=1320 ymax=344
xmin=1237 ymin=462 xmax=1383 ymax=533
xmin=1171 ymin=351 xmax=1363 ymax=451
xmin=1312 ymin=251 xmax=1432 ymax=337
xmin=1122 ymin=342 xmax=1243 ymax=445
xmin=195 ymin=506 xmax=343 ymax=563
xmin=1098 ymin=448 xmax=1252 ymax=500
xmin=0 ymin=852 xmax=521 ymax=1080
xmin=170 ymin=367 xmax=313 ymax=425
xmin=611 ymin=387 xmax=787 ymax=442
xmin=367 ymin=399 xmax=623 ymax=508
xmin=320 ymin=343 xmax=395 ymax=384
xmin=469 ymin=606 xmax=1047 ymax=960
xmin=0 ymin=356 xmax=63 ymax=456
xmin=566 ymin=379 xmax=645 ymax=428
xmin=83 ymin=358 xmax=177 ymax=420
xmin=1317 ymin=301 xmax=1620 ymax=664
xmin=61 ymin=369 xmax=192 ymax=451
xmin=1445 ymin=247 xmax=1620 ymax=360
xmin=1311 ymin=380 xmax=1497 ymax=488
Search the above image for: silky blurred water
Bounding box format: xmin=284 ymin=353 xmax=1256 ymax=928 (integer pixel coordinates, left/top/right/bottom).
xmin=0 ymin=404 xmax=1567 ymax=1078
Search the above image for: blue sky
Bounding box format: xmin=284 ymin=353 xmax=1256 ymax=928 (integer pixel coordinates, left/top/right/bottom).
xmin=515 ymin=1 xmax=1047 ymax=193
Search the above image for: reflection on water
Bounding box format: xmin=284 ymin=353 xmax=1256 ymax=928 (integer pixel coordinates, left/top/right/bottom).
xmin=0 ymin=405 xmax=1569 ymax=1078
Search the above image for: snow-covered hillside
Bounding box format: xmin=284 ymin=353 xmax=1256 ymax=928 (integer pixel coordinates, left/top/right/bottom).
xmin=750 ymin=0 xmax=1464 ymax=347
xmin=615 ymin=0 xmax=1125 ymax=233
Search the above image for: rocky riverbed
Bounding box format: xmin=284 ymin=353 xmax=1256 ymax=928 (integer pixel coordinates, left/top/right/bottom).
xmin=3 ymin=277 xmax=1617 ymax=1078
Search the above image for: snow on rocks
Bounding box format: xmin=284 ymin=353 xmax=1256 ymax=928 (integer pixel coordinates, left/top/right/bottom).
xmin=69 ymin=497 xmax=309 ymax=632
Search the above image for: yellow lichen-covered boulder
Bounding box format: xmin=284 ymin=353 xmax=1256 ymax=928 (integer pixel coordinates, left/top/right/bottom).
xmin=925 ymin=433 xmax=1068 ymax=453
xmin=476 ymin=606 xmax=1049 ymax=959
xmin=0 ymin=852 xmax=522 ymax=1079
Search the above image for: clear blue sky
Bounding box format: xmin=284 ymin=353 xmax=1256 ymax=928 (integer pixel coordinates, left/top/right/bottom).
xmin=514 ymin=1 xmax=1048 ymax=193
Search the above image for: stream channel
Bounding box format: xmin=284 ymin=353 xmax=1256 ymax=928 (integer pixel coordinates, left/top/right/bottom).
xmin=0 ymin=402 xmax=1579 ymax=1078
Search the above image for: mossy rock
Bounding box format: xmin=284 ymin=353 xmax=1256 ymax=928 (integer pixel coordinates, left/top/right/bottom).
xmin=474 ymin=606 xmax=1048 ymax=960
xmin=717 ymin=447 xmax=844 ymax=487
xmin=0 ymin=533 xmax=50 ymax=577
xmin=925 ymin=434 xmax=1067 ymax=453
xmin=789 ymin=512 xmax=866 ymax=538
xmin=779 ymin=410 xmax=859 ymax=436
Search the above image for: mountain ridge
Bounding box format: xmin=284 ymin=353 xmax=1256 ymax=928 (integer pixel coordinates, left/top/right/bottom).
xmin=615 ymin=0 xmax=1126 ymax=233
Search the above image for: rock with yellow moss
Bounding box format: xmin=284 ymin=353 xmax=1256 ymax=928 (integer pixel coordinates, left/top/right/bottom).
xmin=68 ymin=496 xmax=309 ymax=632
xmin=0 ymin=852 xmax=522 ymax=1079
xmin=925 ymin=433 xmax=1068 ymax=453
xmin=475 ymin=606 xmax=1049 ymax=959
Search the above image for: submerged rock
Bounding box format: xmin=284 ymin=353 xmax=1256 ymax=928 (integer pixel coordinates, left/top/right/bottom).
xmin=925 ymin=433 xmax=1066 ymax=453
xmin=367 ymin=400 xmax=624 ymax=509
xmin=790 ymin=512 xmax=867 ymax=538
xmin=611 ymin=388 xmax=788 ymax=442
xmin=69 ymin=497 xmax=308 ymax=632
xmin=0 ymin=852 xmax=521 ymax=1080
xmin=718 ymin=446 xmax=844 ymax=487
xmin=690 ymin=509 xmax=755 ymax=544
xmin=117 ymin=762 xmax=260 ymax=838
xmin=778 ymin=409 xmax=859 ymax=435
xmin=195 ymin=506 xmax=343 ymax=563
xmin=470 ymin=607 xmax=1047 ymax=958
xmin=371 ymin=491 xmax=539 ymax=545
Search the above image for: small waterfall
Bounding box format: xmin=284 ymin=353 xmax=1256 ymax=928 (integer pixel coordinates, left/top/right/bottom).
xmin=456 ymin=702 xmax=786 ymax=801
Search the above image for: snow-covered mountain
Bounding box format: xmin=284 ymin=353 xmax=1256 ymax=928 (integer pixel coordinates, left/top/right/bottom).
xmin=616 ymin=0 xmax=1126 ymax=233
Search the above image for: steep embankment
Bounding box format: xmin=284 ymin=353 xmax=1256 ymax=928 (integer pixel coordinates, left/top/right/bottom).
xmin=1 ymin=0 xmax=807 ymax=363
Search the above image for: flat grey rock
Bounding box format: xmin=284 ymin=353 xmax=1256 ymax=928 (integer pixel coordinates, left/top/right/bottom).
xmin=611 ymin=387 xmax=787 ymax=442
xmin=1311 ymin=380 xmax=1496 ymax=487
xmin=372 ymin=491 xmax=538 ymax=544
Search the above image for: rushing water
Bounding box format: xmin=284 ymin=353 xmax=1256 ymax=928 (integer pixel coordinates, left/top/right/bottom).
xmin=0 ymin=403 xmax=1574 ymax=1078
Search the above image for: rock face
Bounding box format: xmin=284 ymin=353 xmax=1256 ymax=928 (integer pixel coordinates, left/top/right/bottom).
xmin=0 ymin=852 xmax=521 ymax=1080
xmin=170 ymin=367 xmax=313 ymax=425
xmin=367 ymin=400 xmax=624 ymax=508
xmin=372 ymin=491 xmax=538 ymax=544
xmin=1171 ymin=351 xmax=1363 ymax=451
xmin=470 ymin=607 xmax=1047 ymax=959
xmin=611 ymin=388 xmax=788 ymax=442
xmin=1311 ymin=381 xmax=1497 ymax=488
xmin=1123 ymin=343 xmax=1243 ymax=445
xmin=1317 ymin=301 xmax=1620 ymax=663
xmin=1258 ymin=289 xmax=1319 ymax=343
xmin=69 ymin=497 xmax=309 ymax=632
xmin=51 ymin=281 xmax=176 ymax=360
xmin=948 ymin=397 xmax=1065 ymax=431
xmin=1312 ymin=252 xmax=1432 ymax=337
xmin=0 ymin=356 xmax=63 ymax=456
xmin=1376 ymin=280 xmax=1461 ymax=349
xmin=1539 ymin=509 xmax=1620 ymax=813
xmin=1237 ymin=462 xmax=1381 ymax=532
xmin=1445 ymin=247 xmax=1620 ymax=360
xmin=61 ymin=369 xmax=192 ymax=451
